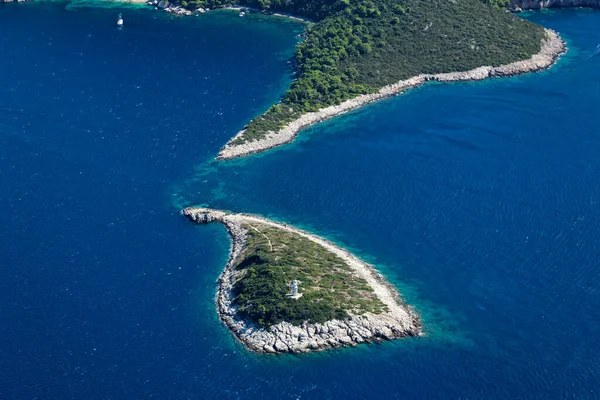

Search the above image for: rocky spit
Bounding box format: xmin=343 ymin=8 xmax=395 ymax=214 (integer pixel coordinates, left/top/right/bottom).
xmin=218 ymin=29 xmax=566 ymax=160
xmin=182 ymin=207 xmax=422 ymax=354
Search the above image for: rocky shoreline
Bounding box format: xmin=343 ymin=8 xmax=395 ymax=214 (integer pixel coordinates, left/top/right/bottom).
xmin=182 ymin=207 xmax=422 ymax=354
xmin=510 ymin=0 xmax=600 ymax=12
xmin=218 ymin=28 xmax=566 ymax=160
xmin=147 ymin=2 xmax=315 ymax=20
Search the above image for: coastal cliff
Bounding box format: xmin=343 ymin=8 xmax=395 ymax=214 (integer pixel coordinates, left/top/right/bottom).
xmin=182 ymin=207 xmax=421 ymax=354
xmin=218 ymin=29 xmax=566 ymax=160
xmin=511 ymin=0 xmax=600 ymax=9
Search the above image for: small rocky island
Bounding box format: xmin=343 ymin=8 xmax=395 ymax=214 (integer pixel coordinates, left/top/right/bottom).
xmin=182 ymin=207 xmax=421 ymax=353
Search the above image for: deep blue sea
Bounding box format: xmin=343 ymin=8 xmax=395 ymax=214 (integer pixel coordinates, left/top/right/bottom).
xmin=2 ymin=3 xmax=600 ymax=398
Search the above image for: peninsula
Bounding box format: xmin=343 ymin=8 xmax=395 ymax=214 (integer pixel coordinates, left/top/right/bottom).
xmin=161 ymin=0 xmax=567 ymax=160
xmin=182 ymin=207 xmax=421 ymax=353
xmin=4 ymin=0 xmax=568 ymax=158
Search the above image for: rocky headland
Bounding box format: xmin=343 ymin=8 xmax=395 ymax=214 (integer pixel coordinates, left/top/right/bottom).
xmin=218 ymin=28 xmax=566 ymax=160
xmin=182 ymin=207 xmax=422 ymax=354
xmin=510 ymin=0 xmax=600 ymax=11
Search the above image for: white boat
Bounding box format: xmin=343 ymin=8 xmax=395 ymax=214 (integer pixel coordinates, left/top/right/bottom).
xmin=239 ymin=11 xmax=245 ymax=17
xmin=117 ymin=13 xmax=124 ymax=27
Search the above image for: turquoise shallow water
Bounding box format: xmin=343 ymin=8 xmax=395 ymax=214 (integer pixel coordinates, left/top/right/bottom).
xmin=2 ymin=3 xmax=600 ymax=398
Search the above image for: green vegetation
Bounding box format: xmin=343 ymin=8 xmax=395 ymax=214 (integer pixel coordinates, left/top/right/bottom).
xmin=231 ymin=223 xmax=386 ymax=327
xmin=173 ymin=0 xmax=544 ymax=143
xmin=481 ymin=0 xmax=511 ymax=9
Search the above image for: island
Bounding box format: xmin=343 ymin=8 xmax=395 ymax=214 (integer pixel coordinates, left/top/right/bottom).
xmin=182 ymin=207 xmax=422 ymax=353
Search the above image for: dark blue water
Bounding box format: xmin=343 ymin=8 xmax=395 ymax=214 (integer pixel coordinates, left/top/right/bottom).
xmin=2 ymin=3 xmax=600 ymax=398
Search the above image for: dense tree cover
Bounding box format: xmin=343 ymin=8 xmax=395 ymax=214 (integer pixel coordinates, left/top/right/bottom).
xmin=171 ymin=0 xmax=544 ymax=143
xmin=481 ymin=0 xmax=511 ymax=9
xmin=231 ymin=224 xmax=386 ymax=327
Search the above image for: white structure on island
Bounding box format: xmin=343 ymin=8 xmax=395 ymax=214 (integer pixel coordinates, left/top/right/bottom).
xmin=287 ymin=280 xmax=302 ymax=299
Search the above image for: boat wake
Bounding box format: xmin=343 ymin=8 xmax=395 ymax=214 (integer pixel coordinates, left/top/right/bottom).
xmin=586 ymin=44 xmax=600 ymax=60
